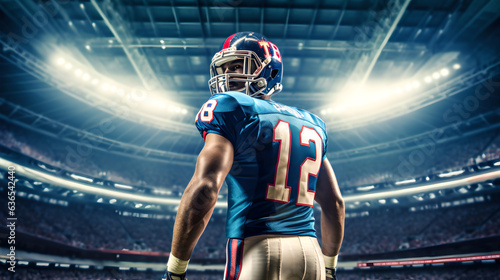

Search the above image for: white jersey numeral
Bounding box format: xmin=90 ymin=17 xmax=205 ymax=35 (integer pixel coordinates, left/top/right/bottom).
xmin=266 ymin=120 xmax=292 ymax=203
xmin=297 ymin=127 xmax=322 ymax=206
xmin=195 ymin=99 xmax=218 ymax=123
xmin=266 ymin=120 xmax=323 ymax=207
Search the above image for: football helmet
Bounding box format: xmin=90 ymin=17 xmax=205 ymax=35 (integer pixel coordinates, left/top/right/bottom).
xmin=208 ymin=32 xmax=283 ymax=97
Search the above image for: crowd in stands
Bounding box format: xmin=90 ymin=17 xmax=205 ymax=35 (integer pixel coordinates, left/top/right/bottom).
xmin=1 ymin=263 xmax=498 ymax=280
xmin=333 ymin=129 xmax=500 ymax=188
xmin=1 ymin=195 xmax=499 ymax=259
xmin=1 ymin=122 xmax=499 ymax=192
xmin=0 ymin=265 xmax=221 ymax=280
xmin=0 ymin=123 xmax=195 ymax=191
xmin=339 ymin=264 xmax=500 ymax=280
xmin=339 ymin=201 xmax=500 ymax=255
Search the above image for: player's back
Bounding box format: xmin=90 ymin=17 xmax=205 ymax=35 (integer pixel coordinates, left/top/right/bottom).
xmin=195 ymin=91 xmax=328 ymax=239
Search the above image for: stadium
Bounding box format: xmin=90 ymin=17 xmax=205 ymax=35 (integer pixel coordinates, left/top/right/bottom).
xmin=0 ymin=0 xmax=499 ymax=279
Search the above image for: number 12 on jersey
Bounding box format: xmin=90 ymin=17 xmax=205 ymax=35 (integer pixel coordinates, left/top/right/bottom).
xmin=266 ymin=120 xmax=323 ymax=207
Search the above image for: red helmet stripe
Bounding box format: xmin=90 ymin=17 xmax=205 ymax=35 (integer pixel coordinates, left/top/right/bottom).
xmin=222 ymin=33 xmax=237 ymax=50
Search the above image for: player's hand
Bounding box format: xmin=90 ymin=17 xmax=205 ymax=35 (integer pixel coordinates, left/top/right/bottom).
xmin=326 ymin=267 xmax=337 ymax=279
xmin=162 ymin=270 xmax=187 ymax=280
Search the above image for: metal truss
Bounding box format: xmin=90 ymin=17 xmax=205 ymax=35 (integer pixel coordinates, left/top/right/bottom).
xmin=328 ymin=109 xmax=500 ymax=162
xmin=91 ymin=0 xmax=163 ymax=92
xmin=0 ymin=98 xmax=198 ymax=165
xmin=320 ymin=57 xmax=500 ymax=131
xmin=0 ymin=32 xmax=197 ymax=134
xmin=342 ymin=0 xmax=412 ymax=88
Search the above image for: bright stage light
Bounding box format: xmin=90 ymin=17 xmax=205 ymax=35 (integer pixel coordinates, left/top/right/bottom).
xmin=440 ymin=68 xmax=450 ymax=76
xmin=432 ymin=72 xmax=440 ymax=79
xmin=453 ymin=63 xmax=461 ymax=69
xmin=100 ymin=83 xmax=110 ymax=91
xmin=82 ymin=73 xmax=90 ymax=81
xmin=424 ymin=76 xmax=432 ymax=83
xmin=57 ymin=58 xmax=65 ymax=65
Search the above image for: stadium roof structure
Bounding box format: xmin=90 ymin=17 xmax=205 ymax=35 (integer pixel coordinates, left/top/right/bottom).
xmin=0 ymin=0 xmax=499 ymax=162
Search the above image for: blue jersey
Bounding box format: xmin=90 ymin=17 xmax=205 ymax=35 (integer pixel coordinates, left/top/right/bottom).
xmin=195 ymin=92 xmax=328 ymax=239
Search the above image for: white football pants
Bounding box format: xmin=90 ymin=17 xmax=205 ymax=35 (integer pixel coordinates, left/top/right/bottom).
xmin=224 ymin=235 xmax=325 ymax=280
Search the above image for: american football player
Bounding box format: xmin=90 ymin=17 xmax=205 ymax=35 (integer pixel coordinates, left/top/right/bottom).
xmin=165 ymin=32 xmax=344 ymax=280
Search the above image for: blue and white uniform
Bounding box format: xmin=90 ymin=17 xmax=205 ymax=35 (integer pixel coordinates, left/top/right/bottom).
xmin=195 ymin=91 xmax=328 ymax=239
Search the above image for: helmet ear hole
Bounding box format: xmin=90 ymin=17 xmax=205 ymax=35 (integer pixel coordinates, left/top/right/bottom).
xmin=271 ymin=69 xmax=279 ymax=79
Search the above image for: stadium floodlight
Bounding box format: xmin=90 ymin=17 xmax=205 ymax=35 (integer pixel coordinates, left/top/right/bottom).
xmin=395 ymin=178 xmax=416 ymax=185
xmin=440 ymin=68 xmax=450 ymax=76
xmin=100 ymin=83 xmax=110 ymax=92
xmin=64 ymin=63 xmax=73 ymax=70
xmin=57 ymin=57 xmax=65 ymax=65
xmin=413 ymin=195 xmax=424 ymax=201
xmin=437 ymin=170 xmax=465 ymax=178
xmin=432 ymin=72 xmax=440 ymax=79
xmin=357 ymin=185 xmax=375 ymax=191
xmin=424 ymin=76 xmax=432 ymax=83
xmin=453 ymin=63 xmax=461 ymax=69
xmin=70 ymin=174 xmax=93 ymax=182
xmin=457 ymin=187 xmax=468 ymax=194
xmin=145 ymin=97 xmax=167 ymax=110
xmin=82 ymin=73 xmax=90 ymax=81
xmin=115 ymin=183 xmax=134 ymax=190
xmin=85 ymin=45 xmax=91 ymax=51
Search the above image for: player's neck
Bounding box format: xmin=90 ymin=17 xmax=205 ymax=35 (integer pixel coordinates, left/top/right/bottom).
xmin=258 ymin=95 xmax=272 ymax=101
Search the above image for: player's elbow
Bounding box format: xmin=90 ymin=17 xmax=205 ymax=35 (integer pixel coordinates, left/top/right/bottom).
xmin=187 ymin=178 xmax=220 ymax=211
xmin=336 ymin=196 xmax=345 ymax=213
xmin=318 ymin=194 xmax=345 ymax=215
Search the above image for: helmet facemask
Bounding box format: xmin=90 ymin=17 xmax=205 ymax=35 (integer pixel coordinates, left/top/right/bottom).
xmin=209 ymin=49 xmax=270 ymax=97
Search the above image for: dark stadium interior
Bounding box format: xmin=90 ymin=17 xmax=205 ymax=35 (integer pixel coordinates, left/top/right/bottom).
xmin=1 ymin=0 xmax=500 ymax=279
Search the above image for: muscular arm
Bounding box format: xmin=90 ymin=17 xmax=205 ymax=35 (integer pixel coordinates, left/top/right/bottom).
xmin=315 ymin=157 xmax=345 ymax=257
xmin=170 ymin=133 xmax=234 ymax=260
